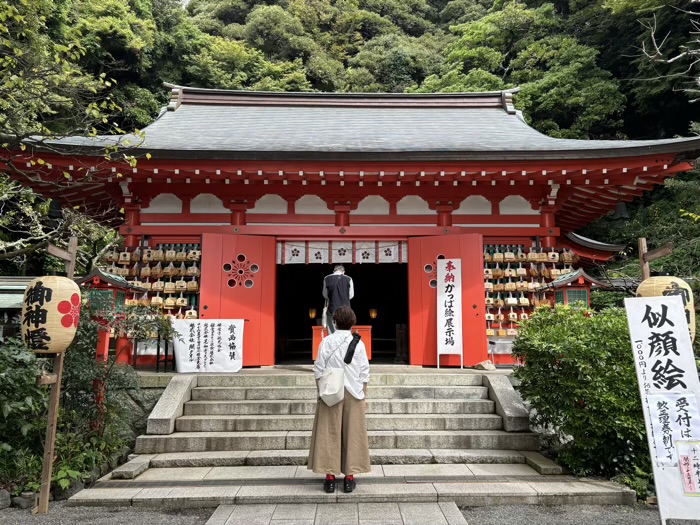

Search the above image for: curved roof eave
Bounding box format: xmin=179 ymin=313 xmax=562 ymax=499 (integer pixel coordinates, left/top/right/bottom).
xmin=28 ymin=141 xmax=700 ymax=162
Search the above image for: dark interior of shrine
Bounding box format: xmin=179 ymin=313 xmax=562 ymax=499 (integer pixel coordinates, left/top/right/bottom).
xmin=275 ymin=263 xmax=409 ymax=364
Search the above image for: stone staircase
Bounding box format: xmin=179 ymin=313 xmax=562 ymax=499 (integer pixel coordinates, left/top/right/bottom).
xmin=68 ymin=367 xmax=635 ymax=508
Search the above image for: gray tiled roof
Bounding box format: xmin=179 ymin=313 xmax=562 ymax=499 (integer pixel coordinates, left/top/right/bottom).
xmin=48 ymin=87 xmax=700 ymax=161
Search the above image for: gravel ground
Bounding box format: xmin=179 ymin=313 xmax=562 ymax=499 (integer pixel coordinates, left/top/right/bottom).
xmin=2 ymin=502 xmax=699 ymax=525
xmin=0 ymin=502 xmax=211 ymax=525
xmin=461 ymin=504 xmax=700 ymax=525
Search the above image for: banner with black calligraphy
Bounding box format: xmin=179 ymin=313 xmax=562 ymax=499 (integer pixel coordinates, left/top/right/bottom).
xmin=625 ymin=296 xmax=700 ymax=524
xmin=437 ymin=259 xmax=463 ymax=359
xmin=170 ymin=319 xmax=244 ymax=373
xmin=648 ymin=393 xmax=700 ymax=466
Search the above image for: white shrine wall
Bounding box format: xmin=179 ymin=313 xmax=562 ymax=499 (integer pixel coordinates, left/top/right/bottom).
xmin=141 ymin=193 xmax=183 ymax=214
xmin=190 ymin=193 xmax=228 ymax=214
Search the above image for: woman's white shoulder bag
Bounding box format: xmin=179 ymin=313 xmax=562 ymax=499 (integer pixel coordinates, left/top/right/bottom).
xmin=317 ymin=333 xmax=361 ymax=407
xmin=318 ymin=367 xmax=345 ymax=407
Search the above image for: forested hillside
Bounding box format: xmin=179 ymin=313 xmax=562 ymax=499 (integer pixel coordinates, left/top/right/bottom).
xmin=18 ymin=0 xmax=699 ymax=138
xmin=2 ymin=0 xmax=700 ymax=276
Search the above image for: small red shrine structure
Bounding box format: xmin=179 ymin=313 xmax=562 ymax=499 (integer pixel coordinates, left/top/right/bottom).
xmin=5 ymin=86 xmax=700 ymax=367
xmin=74 ymin=268 xmax=145 ymax=361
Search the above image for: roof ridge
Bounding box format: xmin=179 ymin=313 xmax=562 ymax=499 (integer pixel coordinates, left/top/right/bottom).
xmin=163 ymin=83 xmax=521 ymax=112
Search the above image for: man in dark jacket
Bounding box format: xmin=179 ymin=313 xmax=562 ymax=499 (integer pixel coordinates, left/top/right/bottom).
xmin=322 ymin=265 xmax=354 ymax=334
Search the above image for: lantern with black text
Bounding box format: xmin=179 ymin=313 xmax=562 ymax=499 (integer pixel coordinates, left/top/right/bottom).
xmin=22 ymin=276 xmax=81 ymax=353
xmin=636 ymin=276 xmax=695 ymax=341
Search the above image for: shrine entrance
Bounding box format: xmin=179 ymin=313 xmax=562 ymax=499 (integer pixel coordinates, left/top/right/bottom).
xmin=275 ymin=262 xmax=409 ymax=364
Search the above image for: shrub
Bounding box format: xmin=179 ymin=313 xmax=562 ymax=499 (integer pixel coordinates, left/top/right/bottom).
xmin=1 ymin=303 xmax=141 ymax=495
xmin=0 ymin=337 xmax=47 ymax=493
xmin=512 ymin=304 xmax=650 ymax=480
xmin=589 ymin=289 xmax=628 ymax=311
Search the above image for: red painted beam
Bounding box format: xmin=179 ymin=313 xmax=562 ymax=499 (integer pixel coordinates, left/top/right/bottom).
xmin=120 ymin=224 xmax=560 ymax=239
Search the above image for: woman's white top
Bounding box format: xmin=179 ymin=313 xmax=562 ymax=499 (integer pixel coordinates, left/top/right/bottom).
xmin=313 ymin=329 xmax=370 ymax=400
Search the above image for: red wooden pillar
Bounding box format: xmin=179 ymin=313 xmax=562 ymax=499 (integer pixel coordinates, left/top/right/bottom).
xmin=121 ymin=205 xmax=140 ymax=364
xmin=334 ymin=204 xmax=351 ymax=227
xmin=489 ymin=197 xmax=501 ymax=216
xmin=124 ymin=206 xmax=141 ymax=248
xmin=96 ymin=328 xmax=110 ymax=361
xmin=434 ymin=203 xmax=455 ymax=227
xmin=540 ymin=206 xmax=557 ymax=248
xmin=228 ymin=201 xmax=250 ymax=226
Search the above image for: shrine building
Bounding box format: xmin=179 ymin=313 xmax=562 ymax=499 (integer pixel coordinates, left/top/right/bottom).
xmin=6 ymin=85 xmax=700 ymax=367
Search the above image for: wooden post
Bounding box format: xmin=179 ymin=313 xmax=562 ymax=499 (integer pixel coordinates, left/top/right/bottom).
xmin=65 ymin=237 xmax=78 ymax=279
xmin=638 ymin=238 xmax=673 ymax=282
xmin=33 ymin=353 xmax=64 ymax=514
xmin=639 ymin=237 xmax=650 ymax=281
xmin=33 ymin=236 xmax=78 ymax=514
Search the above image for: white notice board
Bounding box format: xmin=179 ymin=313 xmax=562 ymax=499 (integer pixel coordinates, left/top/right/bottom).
xmin=170 ymin=319 xmax=244 ymax=373
xmin=625 ymin=296 xmax=700 ymax=524
xmin=437 ymin=258 xmax=463 ymax=368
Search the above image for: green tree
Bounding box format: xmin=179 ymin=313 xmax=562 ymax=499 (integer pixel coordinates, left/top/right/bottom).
xmin=0 ymin=0 xmax=115 ymax=142
xmin=183 ymin=35 xmax=313 ymax=91
xmin=359 ymin=0 xmax=435 ymax=36
xmin=414 ymin=2 xmax=626 ymax=138
xmin=511 ymin=36 xmax=625 ymax=138
xmin=0 ymin=0 xmax=124 ymax=270
xmin=438 ymin=0 xmax=491 ymax=25
xmin=243 ymin=4 xmax=314 ymax=60
xmin=346 ymin=32 xmax=446 ymax=91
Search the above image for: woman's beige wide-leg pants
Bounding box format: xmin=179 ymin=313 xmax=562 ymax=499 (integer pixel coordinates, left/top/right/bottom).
xmin=307 ymin=389 xmax=371 ymax=476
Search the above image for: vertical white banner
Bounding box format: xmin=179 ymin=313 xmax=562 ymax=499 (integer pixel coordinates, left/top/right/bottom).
xmin=625 ymin=296 xmax=700 ymax=524
xmin=170 ymin=319 xmax=244 ymax=373
xmin=437 ymin=259 xmax=463 ymax=361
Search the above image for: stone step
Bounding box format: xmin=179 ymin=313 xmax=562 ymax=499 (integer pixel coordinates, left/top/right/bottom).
xmin=117 ymin=462 xmax=548 ymax=484
xmin=67 ymin=478 xmax=635 ymax=508
xmin=144 ymin=449 xmax=535 ymax=468
xmin=176 ymin=414 xmax=503 ymax=432
xmin=183 ymin=398 xmax=496 ymax=416
xmin=135 ymin=430 xmax=540 ymax=454
xmin=191 ymin=385 xmax=488 ymax=401
xmin=196 ymin=373 xmax=485 ymax=388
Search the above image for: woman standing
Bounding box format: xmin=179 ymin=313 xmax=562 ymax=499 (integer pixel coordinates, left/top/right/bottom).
xmin=308 ymin=305 xmax=371 ymax=493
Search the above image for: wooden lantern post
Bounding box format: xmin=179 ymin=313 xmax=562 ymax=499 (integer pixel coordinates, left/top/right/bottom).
xmin=638 ymin=238 xmax=673 ymax=281
xmin=30 ymin=238 xmax=78 ymax=515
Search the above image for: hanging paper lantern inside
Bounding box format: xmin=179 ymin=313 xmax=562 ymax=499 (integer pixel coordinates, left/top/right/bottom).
xmin=636 ymin=276 xmax=695 ymax=342
xmin=22 ymin=276 xmax=81 ymax=353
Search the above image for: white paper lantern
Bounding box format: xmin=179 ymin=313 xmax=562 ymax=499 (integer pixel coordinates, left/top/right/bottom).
xmin=637 ymin=276 xmax=695 ymax=342
xmin=22 ymin=276 xmax=81 ymax=353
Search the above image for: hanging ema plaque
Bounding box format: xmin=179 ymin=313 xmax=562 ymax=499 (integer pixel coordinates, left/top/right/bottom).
xmin=22 ymin=276 xmax=81 ymax=354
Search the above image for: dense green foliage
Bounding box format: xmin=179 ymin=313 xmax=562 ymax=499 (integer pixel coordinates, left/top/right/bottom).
xmin=4 ymin=0 xmax=699 ymax=137
xmin=512 ymin=305 xmax=651 ymax=494
xmin=0 ymin=305 xmax=144 ymax=495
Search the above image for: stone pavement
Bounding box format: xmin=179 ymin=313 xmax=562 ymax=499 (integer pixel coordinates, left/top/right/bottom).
xmin=206 ymin=502 xmax=467 ymax=525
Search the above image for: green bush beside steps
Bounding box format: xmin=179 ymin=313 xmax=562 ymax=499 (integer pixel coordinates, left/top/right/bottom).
xmin=512 ymin=304 xmax=653 ymax=498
